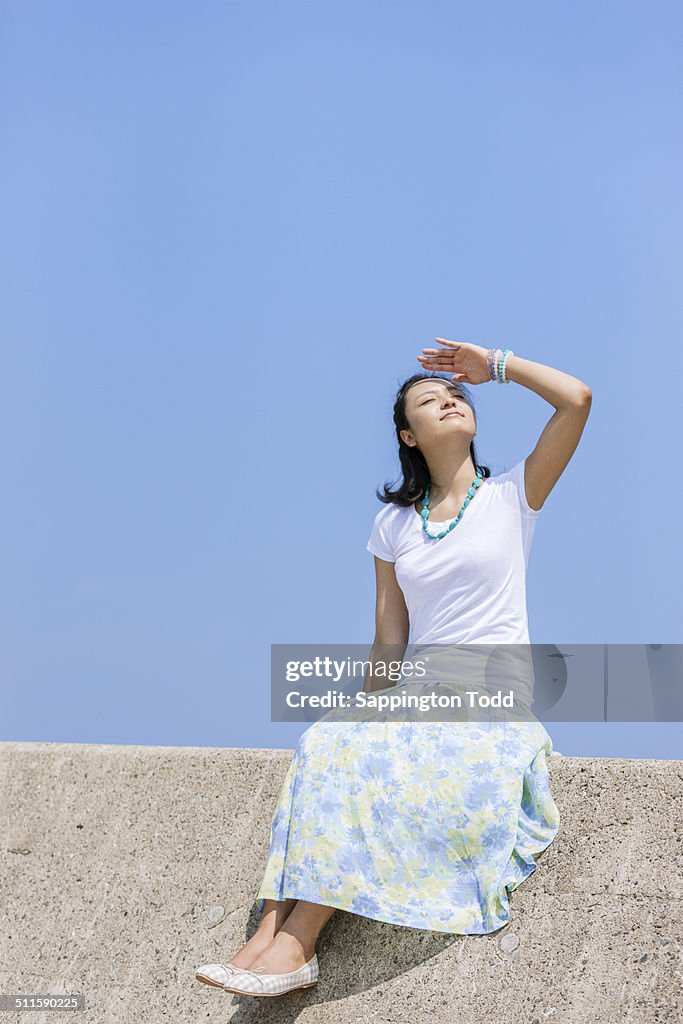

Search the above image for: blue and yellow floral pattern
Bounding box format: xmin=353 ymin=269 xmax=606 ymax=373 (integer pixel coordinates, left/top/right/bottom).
xmin=256 ymin=716 xmax=560 ymax=934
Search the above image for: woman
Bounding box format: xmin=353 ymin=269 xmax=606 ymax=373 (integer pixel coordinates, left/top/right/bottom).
xmin=196 ymin=339 xmax=592 ymax=998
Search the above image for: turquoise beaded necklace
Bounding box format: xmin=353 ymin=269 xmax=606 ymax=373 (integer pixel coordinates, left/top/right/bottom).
xmin=419 ymin=469 xmax=485 ymax=540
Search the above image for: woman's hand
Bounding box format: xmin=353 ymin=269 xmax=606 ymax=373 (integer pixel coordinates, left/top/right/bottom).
xmin=417 ymin=338 xmax=493 ymax=385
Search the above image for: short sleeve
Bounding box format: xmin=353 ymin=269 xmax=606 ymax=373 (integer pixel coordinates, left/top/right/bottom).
xmin=508 ymin=457 xmax=541 ymax=518
xmin=366 ymin=507 xmax=396 ymax=562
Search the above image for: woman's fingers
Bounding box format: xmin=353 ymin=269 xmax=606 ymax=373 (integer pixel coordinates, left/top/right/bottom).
xmin=419 ymin=355 xmax=457 ymax=367
xmin=418 ymin=337 xmax=468 ymax=372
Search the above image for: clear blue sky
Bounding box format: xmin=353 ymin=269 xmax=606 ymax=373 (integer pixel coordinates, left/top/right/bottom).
xmin=2 ymin=1 xmax=681 ymax=758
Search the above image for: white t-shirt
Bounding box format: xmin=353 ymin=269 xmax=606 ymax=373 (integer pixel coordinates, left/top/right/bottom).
xmin=366 ymin=458 xmax=541 ymax=646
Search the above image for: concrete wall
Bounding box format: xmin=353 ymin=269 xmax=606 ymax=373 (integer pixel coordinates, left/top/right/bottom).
xmin=0 ymin=742 xmax=680 ymax=1023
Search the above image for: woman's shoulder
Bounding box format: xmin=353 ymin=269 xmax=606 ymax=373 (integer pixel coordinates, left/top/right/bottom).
xmin=486 ymin=458 xmax=540 ymax=518
xmin=367 ymin=499 xmax=411 ymax=562
xmin=370 ymin=499 xmax=412 ymax=524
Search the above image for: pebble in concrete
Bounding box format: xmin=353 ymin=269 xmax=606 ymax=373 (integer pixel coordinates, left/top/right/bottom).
xmin=207 ymin=904 xmax=225 ymax=927
xmin=499 ymin=932 xmax=520 ymax=955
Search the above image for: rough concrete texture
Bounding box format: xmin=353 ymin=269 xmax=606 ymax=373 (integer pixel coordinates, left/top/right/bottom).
xmin=0 ymin=742 xmax=681 ymax=1023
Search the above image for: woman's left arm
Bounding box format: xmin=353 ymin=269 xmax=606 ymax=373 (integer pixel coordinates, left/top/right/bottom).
xmin=504 ymin=354 xmax=592 ymax=512
xmin=418 ymin=340 xmax=593 ymax=512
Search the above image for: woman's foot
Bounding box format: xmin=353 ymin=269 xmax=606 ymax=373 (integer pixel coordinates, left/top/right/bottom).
xmin=226 ymin=897 xmax=299 ymax=969
xmin=241 ymin=930 xmax=314 ymax=975
xmin=227 ymin=926 xmax=281 ymax=970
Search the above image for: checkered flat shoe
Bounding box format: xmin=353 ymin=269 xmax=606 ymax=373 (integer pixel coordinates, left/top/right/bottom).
xmin=194 ymin=962 xmax=243 ymax=988
xmin=222 ymin=953 xmax=319 ymax=996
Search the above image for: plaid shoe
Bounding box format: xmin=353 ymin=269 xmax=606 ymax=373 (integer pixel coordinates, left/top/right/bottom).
xmin=222 ymin=953 xmax=319 ymax=996
xmin=194 ymin=962 xmax=243 ymax=988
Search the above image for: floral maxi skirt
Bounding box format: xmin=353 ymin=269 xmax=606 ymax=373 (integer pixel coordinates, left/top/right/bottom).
xmin=255 ymin=716 xmax=561 ymax=934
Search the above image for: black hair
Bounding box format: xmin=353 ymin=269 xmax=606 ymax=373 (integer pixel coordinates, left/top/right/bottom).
xmin=374 ymin=372 xmax=491 ymax=506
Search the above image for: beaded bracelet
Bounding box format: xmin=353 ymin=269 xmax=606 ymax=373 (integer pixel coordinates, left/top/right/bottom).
xmin=487 ymin=347 xmax=514 ymax=383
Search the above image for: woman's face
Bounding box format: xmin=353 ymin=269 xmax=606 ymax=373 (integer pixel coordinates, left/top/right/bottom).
xmin=400 ymin=379 xmax=475 ymax=450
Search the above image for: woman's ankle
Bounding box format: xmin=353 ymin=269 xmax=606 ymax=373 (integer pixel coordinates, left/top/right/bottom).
xmin=255 ymin=918 xmax=280 ymax=943
xmin=229 ymin=930 xmax=273 ymax=968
